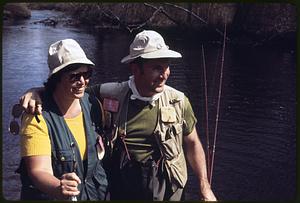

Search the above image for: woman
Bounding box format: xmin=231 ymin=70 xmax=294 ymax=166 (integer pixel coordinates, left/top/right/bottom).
xmin=18 ymin=39 xmax=107 ymax=200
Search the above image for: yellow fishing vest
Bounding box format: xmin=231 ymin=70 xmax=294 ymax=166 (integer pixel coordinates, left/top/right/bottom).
xmin=100 ymin=81 xmax=188 ymax=190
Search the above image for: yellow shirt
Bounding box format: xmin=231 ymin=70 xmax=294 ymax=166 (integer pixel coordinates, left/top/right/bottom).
xmin=20 ymin=112 xmax=87 ymax=160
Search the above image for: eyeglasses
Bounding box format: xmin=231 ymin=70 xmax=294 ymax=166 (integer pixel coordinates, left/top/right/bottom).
xmin=9 ymin=104 xmax=25 ymax=135
xmin=68 ymin=70 xmax=93 ymax=83
xmin=8 ymin=103 xmax=40 ymax=135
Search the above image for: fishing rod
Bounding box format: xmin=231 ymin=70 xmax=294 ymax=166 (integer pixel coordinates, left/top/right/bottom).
xmin=209 ymin=22 xmax=227 ymax=185
xmin=201 ymin=44 xmax=211 ymax=182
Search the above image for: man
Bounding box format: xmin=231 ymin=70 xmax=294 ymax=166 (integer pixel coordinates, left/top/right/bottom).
xmin=20 ymin=30 xmax=216 ymax=201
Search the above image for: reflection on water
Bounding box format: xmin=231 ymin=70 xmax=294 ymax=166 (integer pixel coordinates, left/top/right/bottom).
xmin=2 ymin=10 xmax=296 ymax=201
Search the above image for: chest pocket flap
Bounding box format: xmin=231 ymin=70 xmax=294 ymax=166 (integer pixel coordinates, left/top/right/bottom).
xmin=53 ymin=149 xmax=74 ymax=176
xmin=57 ymin=149 xmax=73 ymax=162
xmin=161 ymin=106 xmax=176 ymax=123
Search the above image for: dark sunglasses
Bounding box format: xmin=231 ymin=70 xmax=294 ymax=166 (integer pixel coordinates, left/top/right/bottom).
xmin=9 ymin=104 xmax=40 ymax=135
xmin=69 ymin=70 xmax=93 ymax=82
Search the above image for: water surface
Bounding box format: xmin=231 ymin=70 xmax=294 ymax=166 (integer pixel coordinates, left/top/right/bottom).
xmin=2 ymin=10 xmax=296 ymax=201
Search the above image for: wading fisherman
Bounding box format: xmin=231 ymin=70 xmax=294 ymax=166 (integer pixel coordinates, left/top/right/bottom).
xmin=17 ymin=39 xmax=107 ymax=200
xmin=19 ymin=30 xmax=216 ymax=201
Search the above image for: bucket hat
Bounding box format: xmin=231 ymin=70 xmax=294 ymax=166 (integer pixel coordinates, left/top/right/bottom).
xmin=121 ymin=30 xmax=182 ymax=64
xmin=47 ymin=39 xmax=94 ymax=77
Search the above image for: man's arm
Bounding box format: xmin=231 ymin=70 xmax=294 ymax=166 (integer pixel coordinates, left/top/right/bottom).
xmin=19 ymin=84 xmax=102 ymax=114
xmin=184 ymin=127 xmax=217 ymax=201
xmin=24 ymin=155 xmax=81 ymax=199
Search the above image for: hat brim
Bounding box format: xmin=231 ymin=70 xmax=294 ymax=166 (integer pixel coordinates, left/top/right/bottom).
xmin=49 ymin=58 xmax=95 ymax=77
xmin=121 ymin=49 xmax=182 ymax=64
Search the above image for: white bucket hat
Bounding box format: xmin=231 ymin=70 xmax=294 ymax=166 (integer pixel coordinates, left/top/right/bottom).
xmin=121 ymin=30 xmax=182 ymax=64
xmin=47 ymin=39 xmax=95 ymax=77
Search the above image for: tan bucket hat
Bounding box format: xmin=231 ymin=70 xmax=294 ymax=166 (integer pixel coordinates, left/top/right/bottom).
xmin=47 ymin=39 xmax=95 ymax=77
xmin=121 ymin=30 xmax=182 ymax=64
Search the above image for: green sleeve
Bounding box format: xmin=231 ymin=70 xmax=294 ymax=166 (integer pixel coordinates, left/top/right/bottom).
xmin=183 ymin=96 xmax=197 ymax=136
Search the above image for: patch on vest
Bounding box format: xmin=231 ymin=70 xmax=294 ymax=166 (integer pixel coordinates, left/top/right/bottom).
xmin=103 ymin=98 xmax=119 ymax=112
xmin=161 ymin=106 xmax=176 ymax=123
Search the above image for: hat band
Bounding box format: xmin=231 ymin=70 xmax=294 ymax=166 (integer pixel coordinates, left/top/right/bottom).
xmin=130 ymin=46 xmax=169 ymax=58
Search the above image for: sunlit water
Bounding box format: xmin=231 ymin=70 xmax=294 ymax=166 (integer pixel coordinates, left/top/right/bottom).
xmin=2 ymin=10 xmax=296 ymax=201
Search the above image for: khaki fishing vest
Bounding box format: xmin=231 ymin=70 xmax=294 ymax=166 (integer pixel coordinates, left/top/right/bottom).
xmin=100 ymin=81 xmax=188 ymax=190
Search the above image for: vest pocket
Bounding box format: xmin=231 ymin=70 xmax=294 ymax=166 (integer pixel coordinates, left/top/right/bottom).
xmin=165 ymin=151 xmax=187 ymax=188
xmin=86 ymin=161 xmax=108 ymax=200
xmin=160 ymin=123 xmax=182 ymax=160
xmin=54 ymin=149 xmax=74 ymax=175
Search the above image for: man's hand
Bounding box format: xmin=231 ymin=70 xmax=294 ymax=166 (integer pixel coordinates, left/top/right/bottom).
xmin=200 ymin=179 xmax=217 ymax=201
xmin=184 ymin=128 xmax=217 ymax=201
xmin=19 ymin=87 xmax=44 ymax=115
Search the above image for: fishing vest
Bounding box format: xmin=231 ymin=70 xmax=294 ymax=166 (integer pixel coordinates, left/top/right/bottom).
xmin=100 ymin=82 xmax=188 ymax=191
xmin=18 ymin=92 xmax=108 ymax=200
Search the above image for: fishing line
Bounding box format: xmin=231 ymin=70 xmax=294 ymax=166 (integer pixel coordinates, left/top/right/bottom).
xmin=209 ymin=22 xmax=227 ymax=185
xmin=201 ymin=44 xmax=211 ymax=180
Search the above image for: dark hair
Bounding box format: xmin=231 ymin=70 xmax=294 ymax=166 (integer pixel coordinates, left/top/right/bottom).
xmin=44 ymin=63 xmax=91 ymax=94
xmin=130 ymin=57 xmax=145 ymax=73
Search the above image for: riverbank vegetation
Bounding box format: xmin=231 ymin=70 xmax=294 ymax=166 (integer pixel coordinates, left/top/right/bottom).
xmin=4 ymin=3 xmax=296 ymax=46
xmin=3 ymin=3 xmax=31 ymax=20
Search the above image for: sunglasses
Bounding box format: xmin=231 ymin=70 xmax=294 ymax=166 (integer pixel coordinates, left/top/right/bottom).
xmin=68 ymin=70 xmax=93 ymax=83
xmin=8 ymin=104 xmax=40 ymax=135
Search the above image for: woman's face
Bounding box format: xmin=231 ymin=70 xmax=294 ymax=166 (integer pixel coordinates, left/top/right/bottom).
xmin=58 ymin=65 xmax=92 ymax=99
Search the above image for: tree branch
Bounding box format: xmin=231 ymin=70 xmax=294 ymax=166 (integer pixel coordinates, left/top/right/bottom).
xmin=164 ymin=3 xmax=230 ymax=40
xmin=144 ymin=3 xmax=181 ymax=26
xmin=95 ymin=4 xmax=132 ymax=32
xmin=128 ymin=5 xmax=163 ymax=32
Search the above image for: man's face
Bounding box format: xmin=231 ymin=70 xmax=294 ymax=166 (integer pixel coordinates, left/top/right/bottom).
xmin=134 ymin=58 xmax=170 ymax=97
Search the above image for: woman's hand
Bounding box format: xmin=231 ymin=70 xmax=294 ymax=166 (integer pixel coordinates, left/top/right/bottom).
xmin=59 ymin=172 xmax=81 ymax=199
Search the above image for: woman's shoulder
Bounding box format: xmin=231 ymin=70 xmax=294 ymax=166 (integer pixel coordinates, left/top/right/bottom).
xmin=21 ymin=113 xmax=48 ymax=135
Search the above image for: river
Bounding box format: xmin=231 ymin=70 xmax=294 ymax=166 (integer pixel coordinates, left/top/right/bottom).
xmin=2 ymin=10 xmax=296 ymax=201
